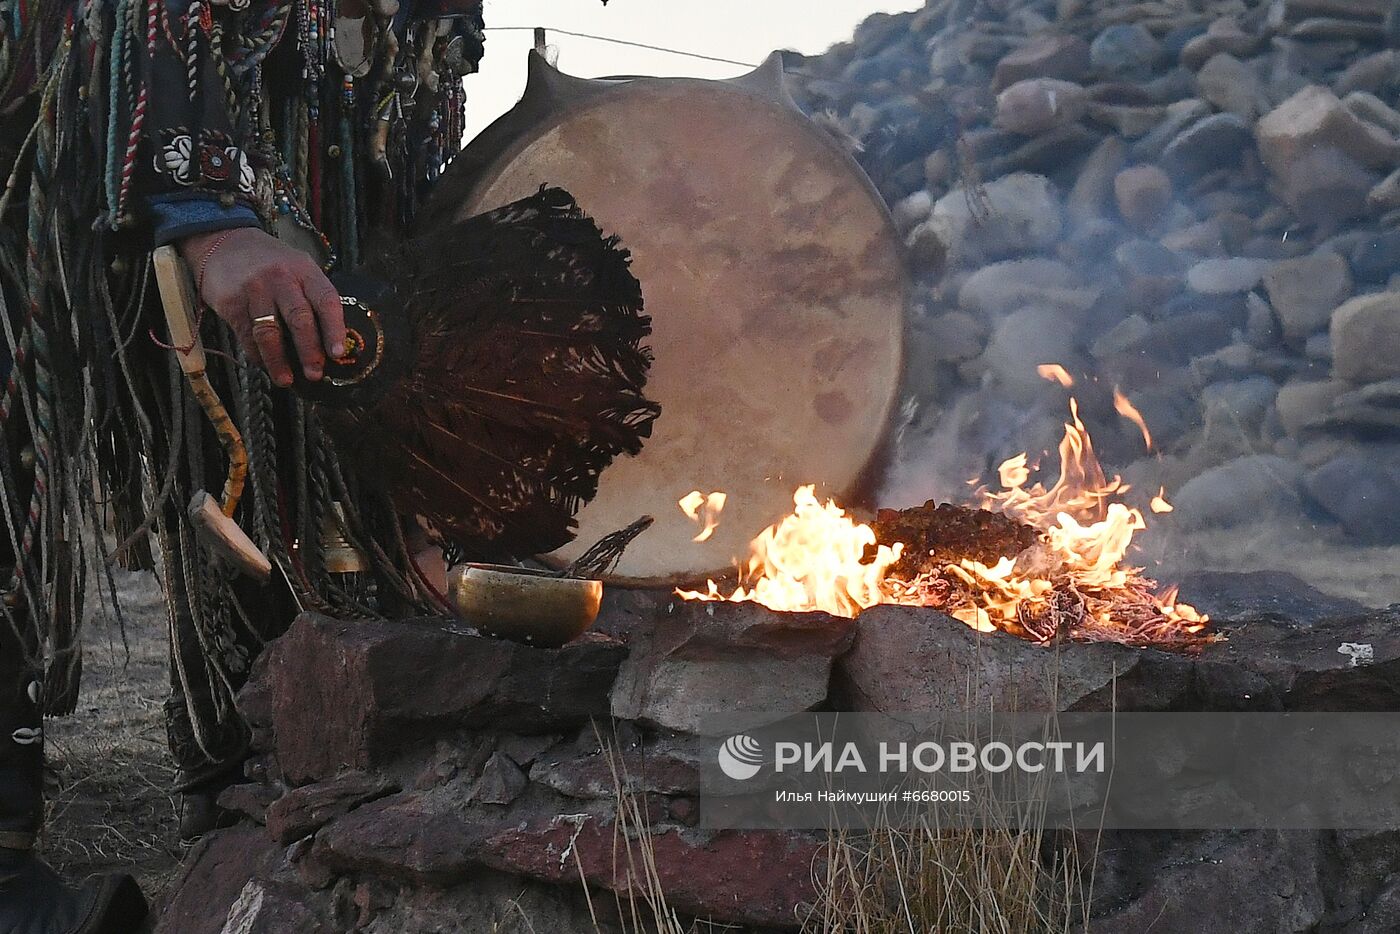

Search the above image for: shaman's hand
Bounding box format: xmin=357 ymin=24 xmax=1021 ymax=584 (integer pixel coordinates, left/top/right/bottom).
xmin=179 ymin=228 xmax=347 ymax=388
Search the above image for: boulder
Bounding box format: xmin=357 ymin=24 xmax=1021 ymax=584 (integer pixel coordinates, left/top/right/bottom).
xmin=154 ymin=827 xmax=311 ymax=934
xmin=1087 ymin=101 xmax=1167 ymax=138
xmin=980 ymin=306 xmax=1082 ymax=402
xmin=1270 ymin=144 xmax=1384 ymax=223
xmin=1161 ymin=113 xmax=1256 ymax=177
xmin=1187 ymin=257 xmax=1271 ymax=295
xmin=530 ymin=734 xmax=704 ymax=799
xmin=1133 ymin=98 xmax=1212 ymax=161
xmin=1114 ymin=164 xmax=1173 ymax=229
xmin=1262 ymin=252 xmax=1353 ymax=342
xmin=1197 ymin=53 xmax=1265 ymax=119
xmin=1068 ymin=135 xmax=1128 ymax=224
xmin=1171 ymin=454 xmax=1306 ymax=529
xmin=468 ymin=752 xmax=529 ymax=806
xmin=314 ymin=793 xmax=489 ymax=884
xmin=1350 ymin=228 xmax=1400 ymax=283
xmin=1344 ymin=91 xmax=1400 ymax=136
xmin=1323 ymin=379 xmax=1400 ymax=432
xmin=1305 ymin=454 xmax=1400 ymax=544
xmin=267 ymin=614 xmax=626 ymax=784
xmin=483 ymin=818 xmax=824 ymax=929
xmin=1335 ymin=49 xmax=1400 ymax=96
xmin=1180 ymin=18 xmax=1261 ymax=69
xmin=265 ymin=772 xmax=398 ymax=846
xmin=890 ymin=188 xmax=933 ymax=230
xmin=1257 ymin=85 xmax=1399 ymax=179
xmin=992 ymin=34 xmax=1091 ymax=90
xmin=610 ymin=601 xmax=856 ymax=734
xmin=1276 ymin=379 xmax=1348 ymax=434
xmin=1090 ymin=24 xmax=1162 ymax=76
xmin=994 ymin=78 xmax=1089 ymax=134
xmin=1092 ymin=831 xmax=1326 ymax=934
xmin=1331 ymin=292 xmax=1400 ymax=383
xmin=919 ymin=310 xmax=988 ymax=362
xmin=931 ymin=172 xmax=1064 ymax=265
xmin=838 ymin=605 xmax=1174 ymax=713
xmin=957 ymin=258 xmax=1090 ymax=316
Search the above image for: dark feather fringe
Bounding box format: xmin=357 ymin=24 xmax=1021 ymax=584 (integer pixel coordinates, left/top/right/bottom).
xmin=327 ymin=187 xmax=660 ymax=557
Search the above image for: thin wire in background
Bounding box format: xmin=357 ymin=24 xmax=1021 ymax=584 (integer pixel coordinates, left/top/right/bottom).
xmin=482 ymin=25 xmax=762 ymax=69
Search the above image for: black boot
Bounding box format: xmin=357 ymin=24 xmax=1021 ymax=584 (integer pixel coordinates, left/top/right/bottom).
xmin=0 ymin=634 xmax=147 ymax=933
xmin=0 ymin=853 xmax=147 ymax=934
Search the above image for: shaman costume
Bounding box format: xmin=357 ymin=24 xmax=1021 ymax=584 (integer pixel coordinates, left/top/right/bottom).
xmin=0 ymin=1 xmax=653 ymax=929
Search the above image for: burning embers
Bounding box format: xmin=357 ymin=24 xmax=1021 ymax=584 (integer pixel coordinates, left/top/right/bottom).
xmin=676 ymin=382 xmax=1211 ymax=650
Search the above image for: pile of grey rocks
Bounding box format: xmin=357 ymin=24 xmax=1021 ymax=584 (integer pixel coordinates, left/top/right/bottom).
xmin=791 ymin=0 xmax=1400 ymax=545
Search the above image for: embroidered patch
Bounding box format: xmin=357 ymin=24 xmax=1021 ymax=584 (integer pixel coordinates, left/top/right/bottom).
xmin=155 ymin=129 xmax=257 ymax=196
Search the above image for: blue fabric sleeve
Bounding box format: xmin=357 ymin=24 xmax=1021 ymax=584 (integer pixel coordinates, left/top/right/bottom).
xmin=148 ymin=194 xmax=261 ymax=246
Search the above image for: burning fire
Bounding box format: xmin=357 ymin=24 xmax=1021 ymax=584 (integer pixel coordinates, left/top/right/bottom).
xmin=677 ymin=384 xmax=1209 ymax=649
xmin=1113 ymin=388 xmax=1153 ymax=451
xmin=678 ymin=490 xmax=727 ymax=542
xmin=677 ymin=486 xmax=903 ymax=619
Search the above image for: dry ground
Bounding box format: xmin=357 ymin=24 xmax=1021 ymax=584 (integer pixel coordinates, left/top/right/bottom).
xmin=39 ymin=567 xmax=184 ymax=897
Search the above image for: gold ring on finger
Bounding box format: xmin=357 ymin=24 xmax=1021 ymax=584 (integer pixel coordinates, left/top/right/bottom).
xmin=251 ymin=313 xmax=280 ymax=328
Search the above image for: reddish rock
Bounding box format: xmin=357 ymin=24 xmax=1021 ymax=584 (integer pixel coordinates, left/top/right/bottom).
xmin=216 ymin=782 xmax=282 ymax=826
xmin=992 ymin=35 xmax=1091 ymax=91
xmin=264 ymin=771 xmax=397 ymax=845
xmin=268 ymin=613 xmax=624 ymax=783
xmin=610 ymin=601 xmax=856 ymax=734
xmin=155 ymin=826 xmax=310 ymax=934
xmin=314 ymin=793 xmax=488 ymax=884
xmin=483 ymin=815 xmax=824 ymax=929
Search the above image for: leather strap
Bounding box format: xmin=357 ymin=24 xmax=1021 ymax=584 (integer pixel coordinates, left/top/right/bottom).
xmin=0 ymin=830 xmax=34 ymax=851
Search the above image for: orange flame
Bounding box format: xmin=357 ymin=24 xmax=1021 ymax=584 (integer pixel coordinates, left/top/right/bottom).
xmin=1038 ymin=364 xmax=1075 ymax=387
xmin=1113 ymin=388 xmax=1153 ymax=451
xmin=1150 ymin=488 xmax=1173 ymax=513
xmin=678 ymin=381 xmax=1206 ymax=646
xmin=678 ymin=490 xmax=727 ymax=542
xmin=677 ymin=486 xmax=902 ymax=618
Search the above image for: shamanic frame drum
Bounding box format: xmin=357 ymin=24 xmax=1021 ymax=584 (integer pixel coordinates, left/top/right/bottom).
xmin=421 ymin=52 xmax=909 ymax=584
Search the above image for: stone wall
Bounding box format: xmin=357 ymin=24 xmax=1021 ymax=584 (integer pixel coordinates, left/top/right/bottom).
xmin=156 ymin=578 xmax=1400 ymax=932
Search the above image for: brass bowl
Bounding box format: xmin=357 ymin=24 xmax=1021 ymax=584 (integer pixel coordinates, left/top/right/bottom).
xmin=447 ymin=563 xmax=602 ymax=648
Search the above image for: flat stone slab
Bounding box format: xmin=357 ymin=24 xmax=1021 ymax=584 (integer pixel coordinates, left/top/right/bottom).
xmin=610 ymin=600 xmax=857 ymax=734
xmin=838 ymin=603 xmax=1400 ymax=714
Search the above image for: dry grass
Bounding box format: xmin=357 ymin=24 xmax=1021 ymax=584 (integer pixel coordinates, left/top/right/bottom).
xmin=807 ymin=823 xmax=1087 ymax=934
xmin=580 ymin=724 xmax=1092 ymax=934
xmin=39 ymin=568 xmax=184 ymax=895
xmin=804 ymin=665 xmax=1098 ymax=933
xmin=572 ymin=726 xmax=698 ymax=934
